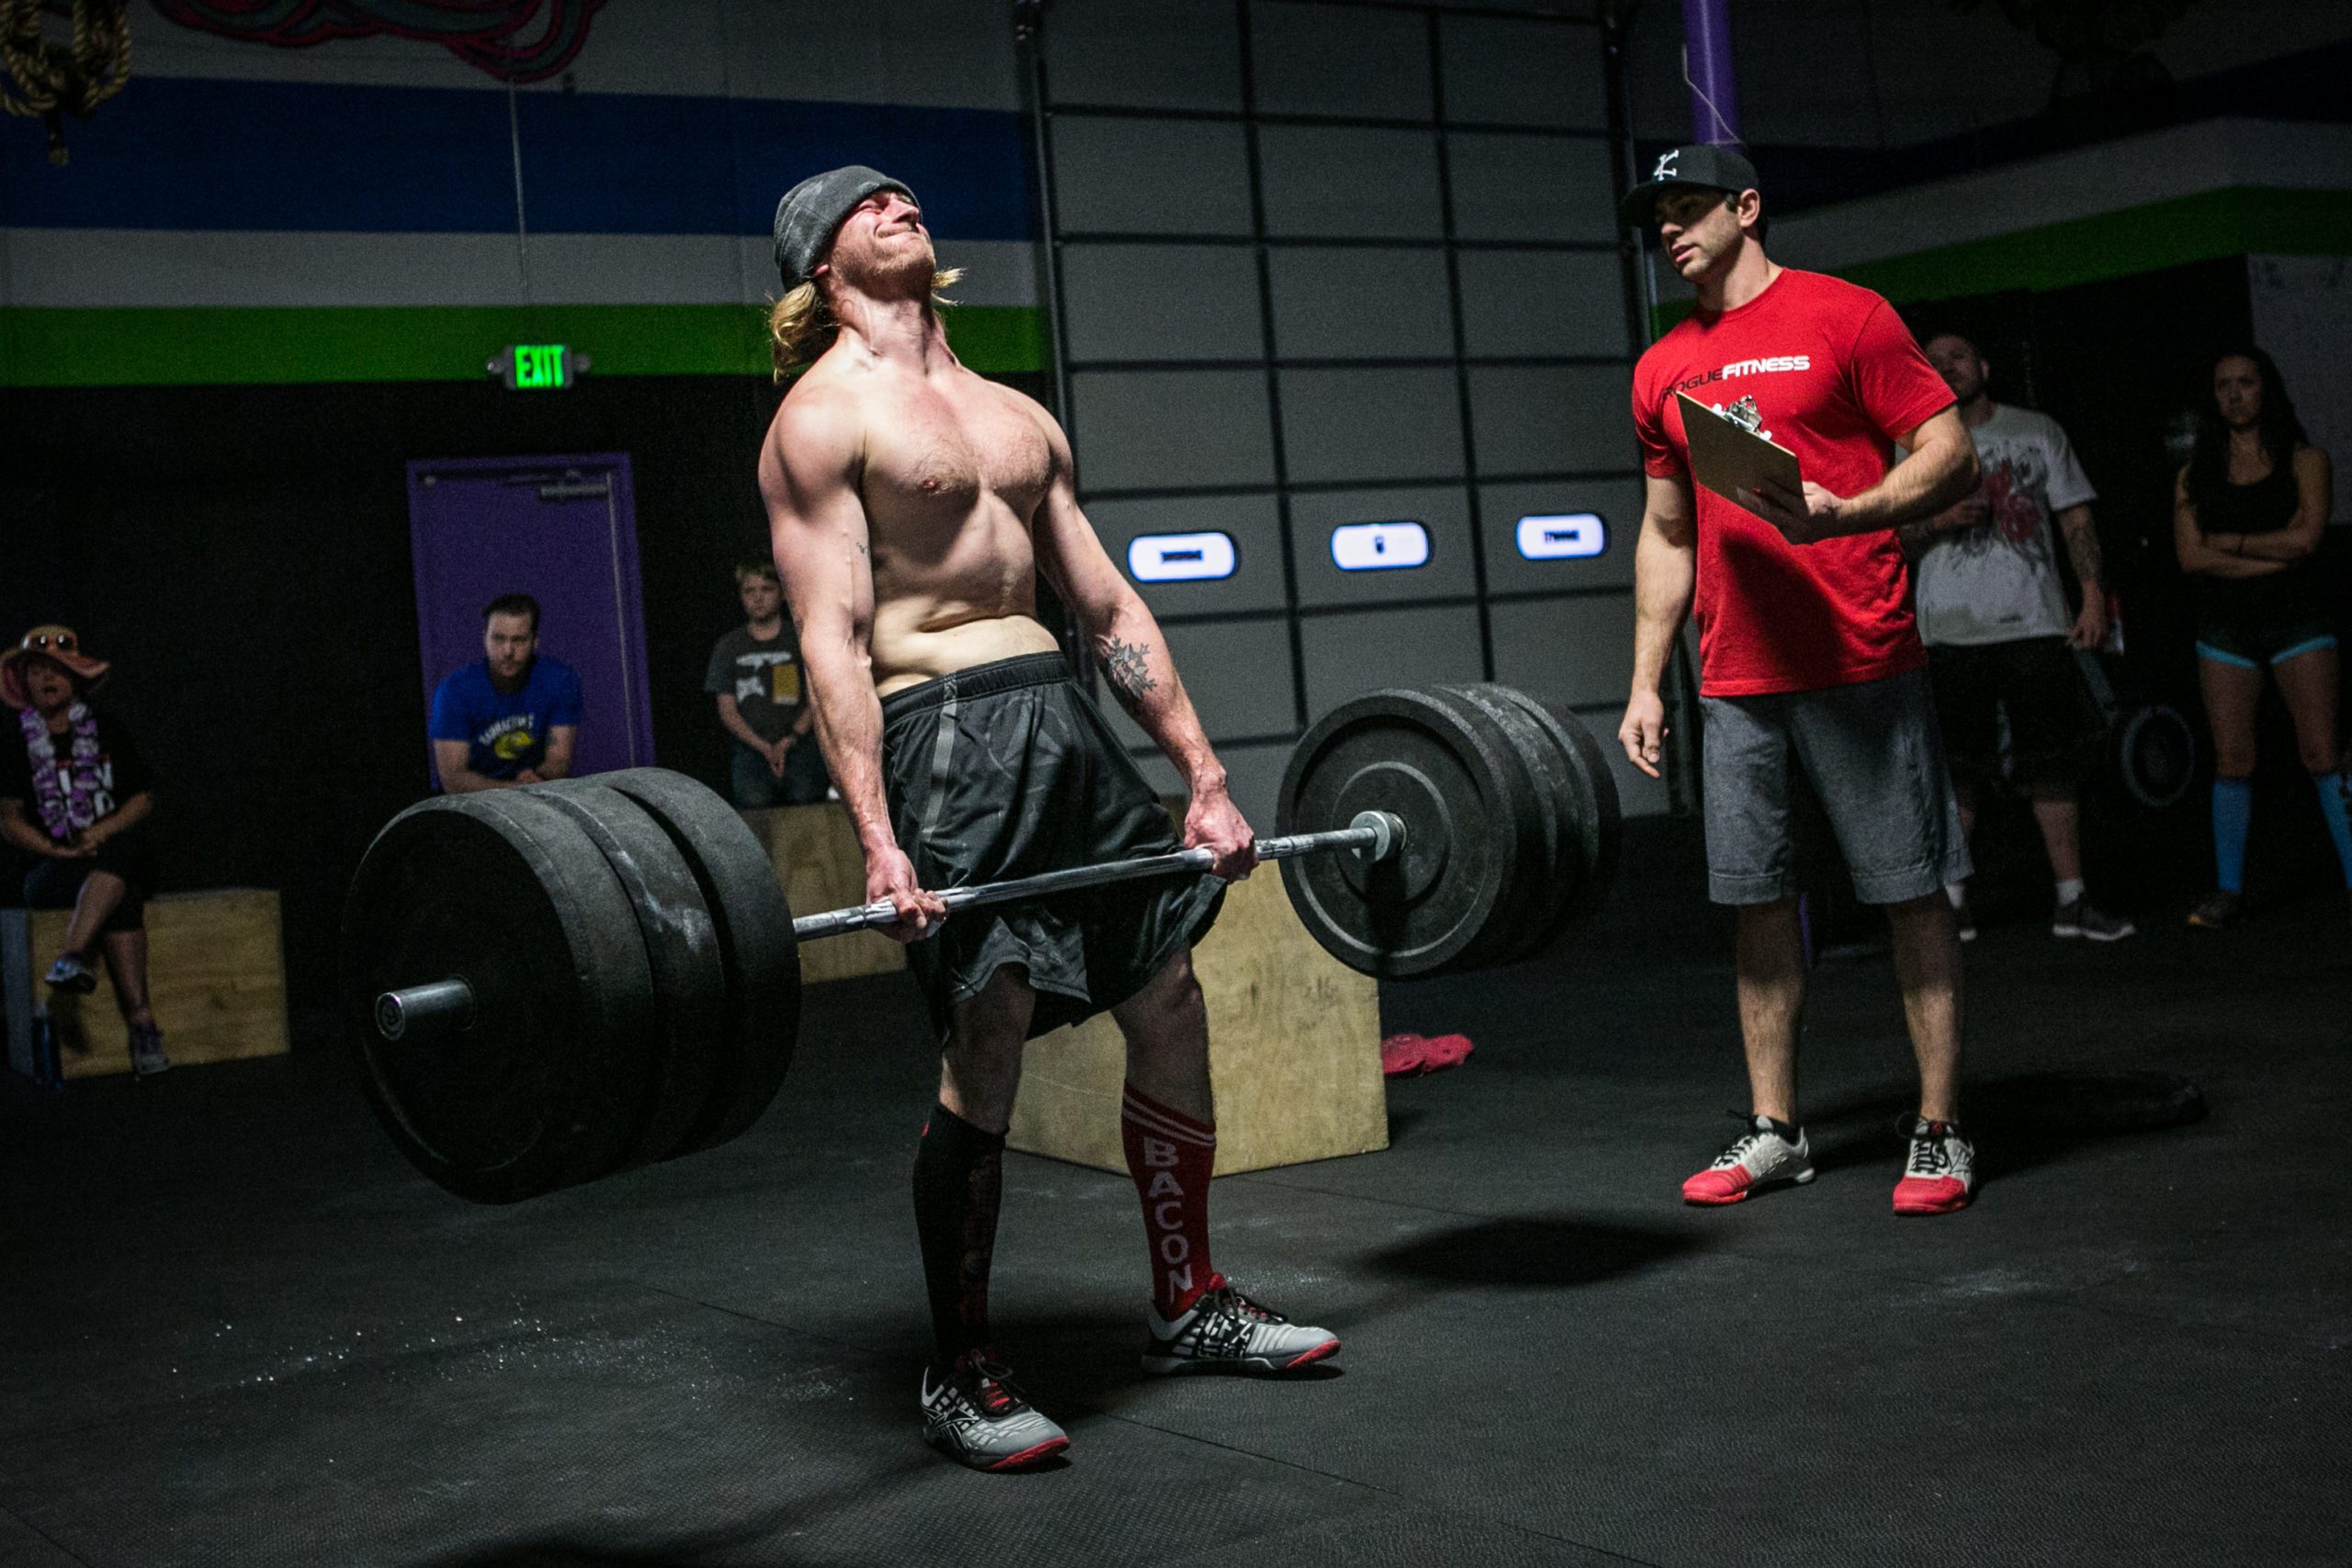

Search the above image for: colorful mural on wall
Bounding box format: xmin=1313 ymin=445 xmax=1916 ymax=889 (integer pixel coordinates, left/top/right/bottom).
xmin=153 ymin=0 xmax=605 ymax=84
xmin=0 ymin=0 xmax=1045 ymax=387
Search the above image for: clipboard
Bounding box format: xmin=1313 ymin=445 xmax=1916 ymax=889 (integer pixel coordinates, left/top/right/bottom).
xmin=1678 ymin=391 xmax=1802 ymax=518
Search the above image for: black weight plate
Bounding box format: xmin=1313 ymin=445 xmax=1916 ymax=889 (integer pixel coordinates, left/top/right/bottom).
xmin=1430 ymin=686 xmax=1559 ymax=970
xmin=1437 ymin=686 xmax=1574 ymax=965
xmin=1277 ymin=688 xmax=1526 ymax=978
xmin=535 ymin=781 xmax=729 ymax=1168
xmin=1489 ymin=688 xmax=1622 ymax=956
xmin=342 ymin=792 xmax=654 ymax=1204
xmin=597 ymin=768 xmax=800 ymax=1152
xmin=2117 ymin=703 xmax=2196 ymax=810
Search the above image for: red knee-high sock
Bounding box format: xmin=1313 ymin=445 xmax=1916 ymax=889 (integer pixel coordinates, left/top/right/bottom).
xmin=1121 ymin=1082 xmax=1217 ymax=1317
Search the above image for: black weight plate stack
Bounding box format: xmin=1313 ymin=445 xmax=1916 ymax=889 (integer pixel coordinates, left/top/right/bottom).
xmin=1277 ymin=687 xmax=1529 ymax=978
xmin=1488 ymin=688 xmax=1622 ymax=956
xmin=535 ymin=780 xmax=729 ymax=1168
xmin=1432 ymin=686 xmax=1570 ymax=964
xmin=2116 ymin=702 xmax=2196 ymax=810
xmin=598 ymin=768 xmax=801 ymax=1152
xmin=1427 ymin=685 xmax=1559 ymax=967
xmin=342 ymin=792 xmax=655 ymax=1204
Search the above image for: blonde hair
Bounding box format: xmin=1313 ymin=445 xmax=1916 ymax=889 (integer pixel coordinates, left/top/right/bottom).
xmin=767 ymin=267 xmax=966 ymax=379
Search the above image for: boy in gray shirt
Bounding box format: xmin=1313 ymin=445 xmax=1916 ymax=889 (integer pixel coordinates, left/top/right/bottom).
xmin=706 ymin=558 xmax=827 ymax=807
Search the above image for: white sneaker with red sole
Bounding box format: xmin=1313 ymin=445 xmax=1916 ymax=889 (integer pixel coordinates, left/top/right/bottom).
xmin=1682 ymin=1112 xmax=1815 ymax=1205
xmin=1893 ymin=1117 xmax=1975 ymax=1215
xmin=1142 ymin=1276 xmax=1340 ymax=1375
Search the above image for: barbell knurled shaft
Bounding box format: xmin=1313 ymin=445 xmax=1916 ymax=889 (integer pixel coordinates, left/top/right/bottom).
xmin=787 ymin=814 xmax=1402 ymax=942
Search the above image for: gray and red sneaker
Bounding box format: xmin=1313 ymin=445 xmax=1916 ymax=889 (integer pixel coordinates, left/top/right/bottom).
xmin=919 ymin=1352 xmax=1069 ymax=1472
xmin=1893 ymin=1117 xmax=1975 ymax=1215
xmin=1682 ymin=1112 xmax=1814 ymax=1205
xmin=1142 ymin=1276 xmax=1339 ymax=1374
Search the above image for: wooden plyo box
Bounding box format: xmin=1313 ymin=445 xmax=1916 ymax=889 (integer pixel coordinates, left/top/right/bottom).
xmin=1009 ymin=863 xmax=1386 ymax=1177
xmin=739 ymin=804 xmax=908 ymax=986
xmin=2 ymin=888 xmax=288 ymax=1079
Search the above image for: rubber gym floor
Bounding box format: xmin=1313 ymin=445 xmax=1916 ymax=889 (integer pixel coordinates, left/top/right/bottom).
xmin=4 ymin=817 xmax=2346 ymax=1568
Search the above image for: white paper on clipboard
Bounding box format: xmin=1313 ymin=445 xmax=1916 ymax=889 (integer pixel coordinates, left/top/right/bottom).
xmin=1678 ymin=391 xmax=1803 ymax=519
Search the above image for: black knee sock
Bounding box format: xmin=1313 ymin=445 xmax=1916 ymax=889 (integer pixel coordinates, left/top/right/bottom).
xmin=911 ymin=1102 xmax=1005 ymax=1370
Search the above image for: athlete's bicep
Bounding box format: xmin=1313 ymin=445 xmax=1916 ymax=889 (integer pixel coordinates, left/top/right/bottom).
xmin=762 ymin=394 xmax=875 ymax=660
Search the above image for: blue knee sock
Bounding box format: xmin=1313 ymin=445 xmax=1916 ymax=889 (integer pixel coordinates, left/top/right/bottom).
xmin=2313 ymin=771 xmax=2352 ymax=887
xmin=2212 ymin=777 xmax=2253 ymax=894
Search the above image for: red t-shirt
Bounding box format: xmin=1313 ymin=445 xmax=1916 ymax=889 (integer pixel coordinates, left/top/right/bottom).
xmin=1632 ymin=268 xmax=1954 ymax=696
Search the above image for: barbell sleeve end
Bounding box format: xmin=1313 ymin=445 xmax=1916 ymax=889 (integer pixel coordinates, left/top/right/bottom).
xmin=1350 ymin=809 xmax=1403 ymax=863
xmin=376 ymin=977 xmax=477 ymax=1043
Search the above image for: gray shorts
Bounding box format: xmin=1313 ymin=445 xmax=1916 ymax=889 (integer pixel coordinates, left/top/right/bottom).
xmin=1700 ymin=666 xmax=1971 ymax=906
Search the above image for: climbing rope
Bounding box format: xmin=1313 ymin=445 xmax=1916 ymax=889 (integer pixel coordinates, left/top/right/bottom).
xmin=1 ymin=0 xmax=131 ymax=164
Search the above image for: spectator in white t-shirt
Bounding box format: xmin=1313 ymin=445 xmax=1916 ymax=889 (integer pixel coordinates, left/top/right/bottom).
xmin=1900 ymin=333 xmax=2134 ymax=942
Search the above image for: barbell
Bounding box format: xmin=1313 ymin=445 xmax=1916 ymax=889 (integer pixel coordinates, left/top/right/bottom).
xmin=341 ymin=683 xmax=1622 ymax=1204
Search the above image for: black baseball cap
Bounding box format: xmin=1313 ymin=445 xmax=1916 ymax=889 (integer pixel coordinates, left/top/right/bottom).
xmin=1618 ymin=143 xmax=1762 ymax=228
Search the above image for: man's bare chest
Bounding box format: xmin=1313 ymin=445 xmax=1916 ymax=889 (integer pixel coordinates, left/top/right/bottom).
xmin=863 ymin=389 xmax=1051 ymax=521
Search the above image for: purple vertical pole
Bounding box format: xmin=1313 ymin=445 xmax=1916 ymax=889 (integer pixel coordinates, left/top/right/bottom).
xmin=1680 ymin=0 xmax=1742 ymax=145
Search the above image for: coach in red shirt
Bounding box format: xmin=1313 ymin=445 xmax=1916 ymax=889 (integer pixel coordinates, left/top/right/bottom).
xmin=1617 ymin=145 xmax=1984 ymax=1216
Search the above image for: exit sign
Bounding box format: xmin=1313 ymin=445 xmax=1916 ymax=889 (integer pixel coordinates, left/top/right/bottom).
xmin=488 ymin=344 xmax=590 ymax=390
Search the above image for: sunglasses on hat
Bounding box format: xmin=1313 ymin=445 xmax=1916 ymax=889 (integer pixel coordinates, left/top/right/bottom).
xmin=22 ymin=631 xmax=78 ymax=653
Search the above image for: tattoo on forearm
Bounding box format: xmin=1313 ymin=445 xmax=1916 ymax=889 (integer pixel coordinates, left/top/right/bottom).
xmin=1102 ymin=637 xmax=1159 ymax=710
xmin=2062 ymin=516 xmax=2103 ymax=587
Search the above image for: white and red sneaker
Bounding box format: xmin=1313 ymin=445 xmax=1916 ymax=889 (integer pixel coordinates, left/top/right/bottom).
xmin=1142 ymin=1276 xmax=1340 ymax=1375
xmin=1681 ymin=1112 xmax=1815 ymax=1205
xmin=1893 ymin=1117 xmax=1975 ymax=1215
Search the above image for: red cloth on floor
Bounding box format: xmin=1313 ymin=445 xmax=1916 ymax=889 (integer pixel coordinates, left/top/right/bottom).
xmin=1380 ymin=1032 xmax=1476 ymax=1077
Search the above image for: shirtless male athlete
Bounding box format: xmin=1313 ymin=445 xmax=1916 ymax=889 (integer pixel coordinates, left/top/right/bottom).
xmin=758 ymin=165 xmax=1340 ymax=1472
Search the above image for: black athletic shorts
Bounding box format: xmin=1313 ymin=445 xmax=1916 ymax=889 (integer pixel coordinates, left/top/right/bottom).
xmin=879 ymin=652 xmax=1225 ymax=1041
xmin=21 ymin=825 xmax=159 ymax=933
xmin=2195 ymin=569 xmax=2339 ymax=670
xmin=1926 ymin=636 xmax=2101 ymax=791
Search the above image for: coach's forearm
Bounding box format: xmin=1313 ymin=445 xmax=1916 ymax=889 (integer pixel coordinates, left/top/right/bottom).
xmin=1839 ymin=438 xmax=1979 ymax=535
xmin=1088 ymin=597 xmax=1225 ymax=795
xmin=1629 ymin=524 xmax=1697 ymax=694
xmin=800 ymin=651 xmax=899 ymax=851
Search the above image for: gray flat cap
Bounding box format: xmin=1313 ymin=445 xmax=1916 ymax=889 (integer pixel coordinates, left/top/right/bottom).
xmin=773 ymin=164 xmax=917 ymax=287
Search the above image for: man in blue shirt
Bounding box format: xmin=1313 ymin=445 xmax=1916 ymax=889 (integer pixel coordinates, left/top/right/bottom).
xmin=428 ymin=593 xmax=583 ymax=792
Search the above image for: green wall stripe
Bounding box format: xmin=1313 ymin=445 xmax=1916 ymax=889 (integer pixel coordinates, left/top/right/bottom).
xmin=1648 ymin=186 xmax=2352 ymax=337
xmin=0 ymin=302 xmax=1044 ymax=387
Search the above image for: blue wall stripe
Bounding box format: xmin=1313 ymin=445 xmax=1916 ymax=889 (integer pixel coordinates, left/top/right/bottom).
xmin=0 ymin=77 xmax=1031 ymax=241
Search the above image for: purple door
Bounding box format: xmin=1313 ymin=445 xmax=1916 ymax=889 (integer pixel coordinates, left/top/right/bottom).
xmin=407 ymin=454 xmax=655 ymax=782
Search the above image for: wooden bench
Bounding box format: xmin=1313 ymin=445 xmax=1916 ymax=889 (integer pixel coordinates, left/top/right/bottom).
xmin=741 ymin=799 xmax=1387 ymax=1176
xmin=2 ymin=887 xmax=288 ymax=1079
xmin=1008 ymin=863 xmax=1386 ymax=1176
xmin=738 ymin=804 xmax=907 ymax=986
